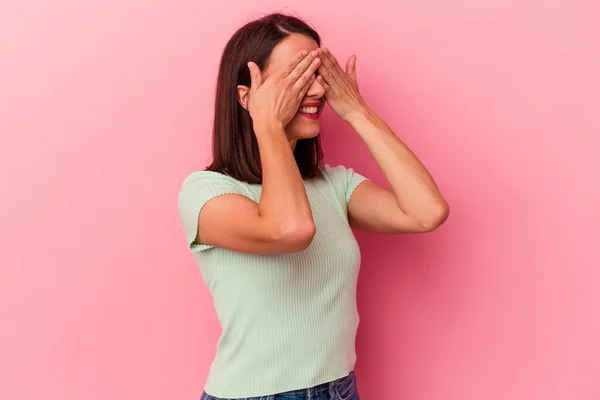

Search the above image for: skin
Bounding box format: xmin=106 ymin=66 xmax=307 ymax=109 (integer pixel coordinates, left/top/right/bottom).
xmin=239 ymin=33 xmax=450 ymax=233
xmin=237 ymin=34 xmax=325 ymax=150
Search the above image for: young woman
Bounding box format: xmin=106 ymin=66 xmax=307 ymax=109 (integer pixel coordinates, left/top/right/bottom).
xmin=178 ymin=12 xmax=449 ymax=400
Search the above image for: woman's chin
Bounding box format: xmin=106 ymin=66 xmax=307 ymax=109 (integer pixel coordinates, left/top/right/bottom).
xmin=286 ymin=125 xmax=321 ymax=140
xmin=298 ymin=129 xmax=321 ymax=140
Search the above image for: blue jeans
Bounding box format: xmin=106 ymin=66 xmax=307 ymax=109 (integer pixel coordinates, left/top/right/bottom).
xmin=200 ymin=370 xmax=360 ymax=400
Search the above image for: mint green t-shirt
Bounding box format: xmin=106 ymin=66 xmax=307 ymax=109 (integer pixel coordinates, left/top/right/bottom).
xmin=177 ymin=164 xmax=369 ymax=398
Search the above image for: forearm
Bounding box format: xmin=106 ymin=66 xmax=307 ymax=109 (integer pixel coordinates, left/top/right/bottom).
xmin=254 ymin=125 xmax=315 ymax=237
xmin=349 ymin=107 xmax=449 ymax=225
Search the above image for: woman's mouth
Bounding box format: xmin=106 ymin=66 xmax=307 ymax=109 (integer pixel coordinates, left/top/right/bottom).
xmin=297 ymin=105 xmax=321 ymax=120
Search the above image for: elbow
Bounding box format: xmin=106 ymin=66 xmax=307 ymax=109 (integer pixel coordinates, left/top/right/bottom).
xmin=419 ymin=200 xmax=450 ymax=232
xmin=277 ymin=220 xmax=317 ymax=252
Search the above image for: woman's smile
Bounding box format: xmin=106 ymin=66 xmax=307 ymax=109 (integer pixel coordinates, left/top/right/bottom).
xmin=297 ymin=101 xmax=322 ymax=119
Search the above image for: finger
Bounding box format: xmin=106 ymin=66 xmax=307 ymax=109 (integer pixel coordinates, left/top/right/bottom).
xmin=284 ymin=49 xmax=319 ymax=83
xmin=317 ymin=75 xmax=331 ymax=93
xmin=292 ymin=56 xmax=321 ymax=93
xmin=321 ymin=47 xmax=345 ymax=75
xmin=298 ymin=74 xmax=317 ymax=99
xmin=280 ymin=49 xmax=310 ymax=79
xmin=345 ymin=55 xmax=359 ymax=91
xmin=346 ymin=55 xmax=357 ymax=82
xmin=247 ymin=62 xmax=262 ymax=93
xmin=317 ymin=49 xmax=340 ymax=83
xmin=316 ymin=61 xmax=335 ymax=86
xmin=315 ymin=49 xmax=334 ymax=83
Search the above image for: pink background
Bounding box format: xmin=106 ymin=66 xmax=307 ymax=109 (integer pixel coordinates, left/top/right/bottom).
xmin=1 ymin=1 xmax=599 ymax=399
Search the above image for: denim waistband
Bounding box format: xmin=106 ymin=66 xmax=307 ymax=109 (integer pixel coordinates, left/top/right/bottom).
xmin=275 ymin=370 xmax=354 ymax=396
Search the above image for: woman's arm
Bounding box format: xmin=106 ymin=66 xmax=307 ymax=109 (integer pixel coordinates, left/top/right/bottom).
xmin=255 ymin=125 xmax=316 ymax=240
xmin=314 ymin=47 xmax=449 ymax=233
xmin=347 ymin=108 xmax=449 ymax=233
xmin=194 ymin=51 xmax=321 ymax=254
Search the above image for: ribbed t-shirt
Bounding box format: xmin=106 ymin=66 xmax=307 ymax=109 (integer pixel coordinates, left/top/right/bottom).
xmin=177 ymin=163 xmax=369 ymax=398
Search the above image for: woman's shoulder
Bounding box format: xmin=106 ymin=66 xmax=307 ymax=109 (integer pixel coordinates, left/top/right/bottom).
xmin=321 ymin=163 xmax=356 ymax=184
xmin=321 ymin=163 xmax=347 ymax=177
xmin=180 ymin=165 xmax=354 ymax=189
xmin=180 ymin=169 xmax=247 ymax=187
xmin=321 ymin=163 xmax=370 ymax=203
xmin=178 ymin=170 xmax=252 ymax=200
xmin=182 ymin=169 xmax=231 ymax=181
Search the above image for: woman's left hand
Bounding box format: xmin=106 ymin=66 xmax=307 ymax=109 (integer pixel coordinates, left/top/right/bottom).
xmin=316 ymin=47 xmax=369 ymax=123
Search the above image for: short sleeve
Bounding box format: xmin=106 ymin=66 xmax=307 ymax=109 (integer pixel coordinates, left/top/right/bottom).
xmin=177 ymin=171 xmax=247 ymax=253
xmin=344 ymin=166 xmax=370 ymax=205
xmin=322 ymin=163 xmax=370 ymax=206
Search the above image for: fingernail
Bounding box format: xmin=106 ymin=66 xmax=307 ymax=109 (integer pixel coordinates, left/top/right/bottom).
xmin=301 ymin=50 xmax=308 ymax=56
xmin=311 ymin=50 xmax=319 ymax=57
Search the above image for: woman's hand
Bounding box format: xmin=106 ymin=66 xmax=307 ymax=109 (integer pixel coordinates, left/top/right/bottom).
xmin=247 ymin=49 xmax=321 ymax=134
xmin=315 ymin=47 xmax=369 ymax=123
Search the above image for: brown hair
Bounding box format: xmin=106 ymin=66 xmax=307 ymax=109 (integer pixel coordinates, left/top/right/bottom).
xmin=205 ymin=12 xmax=324 ymax=184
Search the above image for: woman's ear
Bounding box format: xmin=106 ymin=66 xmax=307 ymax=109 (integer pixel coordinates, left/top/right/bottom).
xmin=236 ymin=85 xmax=250 ymax=110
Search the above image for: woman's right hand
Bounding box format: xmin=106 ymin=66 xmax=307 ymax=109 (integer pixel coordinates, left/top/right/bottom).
xmin=246 ymin=49 xmax=321 ymax=133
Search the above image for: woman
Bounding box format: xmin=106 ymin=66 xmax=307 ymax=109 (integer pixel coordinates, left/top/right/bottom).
xmin=178 ymin=12 xmax=449 ymax=400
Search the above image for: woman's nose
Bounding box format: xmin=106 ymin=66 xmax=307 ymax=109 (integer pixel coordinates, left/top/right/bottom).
xmin=305 ymin=75 xmax=326 ymax=98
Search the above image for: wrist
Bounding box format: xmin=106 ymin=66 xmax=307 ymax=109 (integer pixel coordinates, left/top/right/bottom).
xmin=346 ymin=106 xmax=375 ymax=126
xmin=253 ymin=120 xmax=285 ymax=137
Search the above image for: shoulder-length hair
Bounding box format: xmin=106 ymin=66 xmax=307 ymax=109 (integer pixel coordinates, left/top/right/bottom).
xmin=205 ymin=12 xmax=324 ymax=184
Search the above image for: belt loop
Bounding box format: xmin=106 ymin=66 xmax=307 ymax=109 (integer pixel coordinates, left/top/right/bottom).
xmin=306 ymin=386 xmax=313 ymax=400
xmin=328 ymin=379 xmax=336 ymax=399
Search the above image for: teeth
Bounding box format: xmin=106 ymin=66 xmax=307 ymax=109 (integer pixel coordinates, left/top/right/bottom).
xmin=299 ymin=106 xmax=318 ymax=114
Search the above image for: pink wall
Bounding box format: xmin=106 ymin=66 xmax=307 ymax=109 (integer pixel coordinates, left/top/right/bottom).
xmin=1 ymin=1 xmax=599 ymax=399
